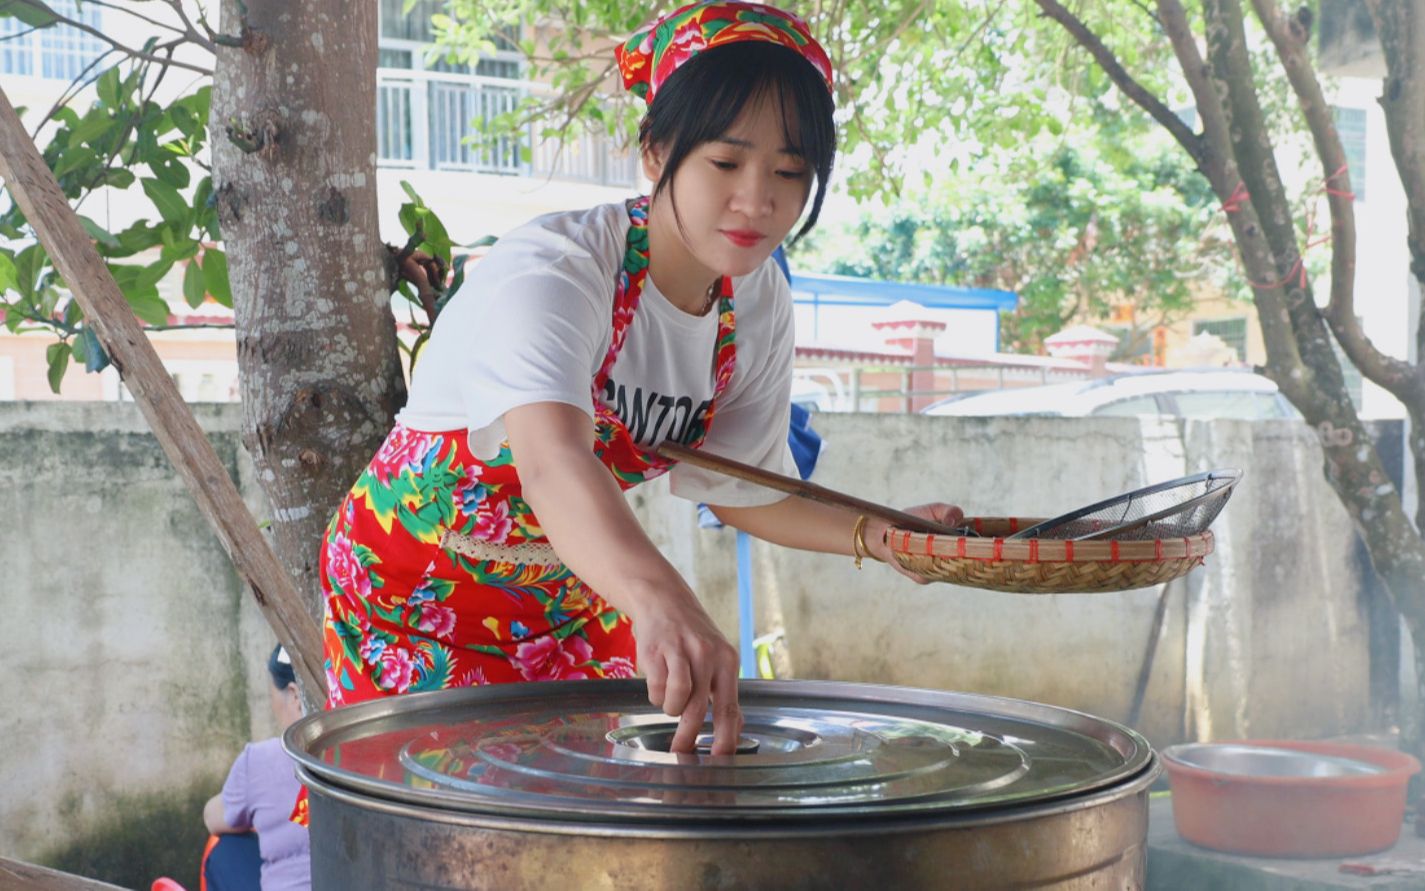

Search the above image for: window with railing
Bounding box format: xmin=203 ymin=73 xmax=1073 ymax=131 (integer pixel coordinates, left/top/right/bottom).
xmin=1 ymin=1 xmax=104 ymax=80
xmin=375 ymin=1 xmax=638 ymax=186
xmin=1193 ymin=317 xmax=1248 ymax=362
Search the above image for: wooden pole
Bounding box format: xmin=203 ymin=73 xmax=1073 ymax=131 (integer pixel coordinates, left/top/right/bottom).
xmin=0 ymin=857 xmax=130 ymax=890
xmin=0 ymin=85 xmax=324 ymax=696
xmin=657 ymin=442 xmax=966 ymax=536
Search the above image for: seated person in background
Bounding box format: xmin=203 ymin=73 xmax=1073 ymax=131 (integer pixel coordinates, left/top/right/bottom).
xmin=202 ymin=644 xmax=311 ymax=891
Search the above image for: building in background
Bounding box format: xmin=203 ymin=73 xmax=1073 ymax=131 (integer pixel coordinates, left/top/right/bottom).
xmin=1 ymin=1 xmax=639 ymax=402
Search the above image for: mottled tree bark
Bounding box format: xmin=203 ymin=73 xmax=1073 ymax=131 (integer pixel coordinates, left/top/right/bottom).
xmin=209 ymin=0 xmax=406 ymax=621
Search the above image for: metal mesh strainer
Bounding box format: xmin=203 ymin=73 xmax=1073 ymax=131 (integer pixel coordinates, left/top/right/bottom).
xmin=1005 ymin=469 xmax=1241 ymax=542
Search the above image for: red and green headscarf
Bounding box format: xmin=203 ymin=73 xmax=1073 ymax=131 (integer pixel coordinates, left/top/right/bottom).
xmin=616 ymin=1 xmax=834 ymax=105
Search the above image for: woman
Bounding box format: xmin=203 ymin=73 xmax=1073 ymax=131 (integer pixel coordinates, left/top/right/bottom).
xmin=203 ymin=645 xmax=310 ymax=890
xmin=318 ymin=0 xmax=960 ymax=760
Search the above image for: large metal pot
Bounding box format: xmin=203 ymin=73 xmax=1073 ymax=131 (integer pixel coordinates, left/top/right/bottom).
xmin=286 ymin=679 xmax=1158 ymax=890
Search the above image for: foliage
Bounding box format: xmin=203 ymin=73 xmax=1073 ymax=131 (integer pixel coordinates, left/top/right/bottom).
xmin=425 ymin=1 xmax=1315 ymax=365
xmin=0 ymin=7 xmax=462 ymax=392
xmin=428 ymin=1 xmax=1197 ymax=201
xmin=389 ymin=179 xmax=494 ymax=367
xmin=0 ymin=43 xmax=220 ymax=391
xmin=793 ymin=122 xmax=1244 ymax=355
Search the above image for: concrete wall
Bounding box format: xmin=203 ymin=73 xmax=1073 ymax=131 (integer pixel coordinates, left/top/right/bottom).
xmin=0 ymin=403 xmax=1385 ymax=866
xmin=0 ymin=402 xmax=281 ymax=870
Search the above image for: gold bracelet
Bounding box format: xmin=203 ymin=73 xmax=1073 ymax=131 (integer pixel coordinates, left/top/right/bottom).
xmin=851 ymin=514 xmax=869 ymax=570
xmin=856 ymin=515 xmax=881 ymax=565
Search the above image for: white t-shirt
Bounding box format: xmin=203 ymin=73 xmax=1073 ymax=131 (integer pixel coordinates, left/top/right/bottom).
xmin=397 ymin=201 xmax=797 ymax=507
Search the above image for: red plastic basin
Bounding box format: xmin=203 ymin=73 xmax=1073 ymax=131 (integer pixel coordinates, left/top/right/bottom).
xmin=1162 ymin=739 xmax=1420 ymax=857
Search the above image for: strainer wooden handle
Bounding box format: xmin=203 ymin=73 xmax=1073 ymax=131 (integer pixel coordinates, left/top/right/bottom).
xmin=656 ymin=442 xmax=965 ymax=536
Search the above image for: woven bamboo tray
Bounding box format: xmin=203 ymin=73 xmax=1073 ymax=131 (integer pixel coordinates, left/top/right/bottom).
xmin=886 ymin=517 xmax=1214 ymax=594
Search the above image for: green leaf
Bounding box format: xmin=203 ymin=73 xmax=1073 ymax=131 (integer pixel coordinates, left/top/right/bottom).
xmin=126 ymin=289 xmax=171 ymax=326
xmin=69 ymin=111 xmax=115 ymax=147
xmin=192 ymin=176 xmax=213 ymax=219
xmin=5 ymin=0 xmax=60 ymax=27
xmin=170 ymin=103 xmax=197 ymax=139
xmin=69 ymin=325 xmax=89 ymax=363
xmin=182 ymin=259 xmax=205 ymax=307
xmin=101 ymin=168 xmax=136 ymax=190
xmin=97 ymin=67 xmax=121 ymax=107
xmin=398 ymin=203 xmax=422 ymax=238
xmin=141 ymin=177 xmax=188 ymax=226
xmin=13 ymin=244 xmax=46 ymax=299
xmin=202 ymin=249 xmax=231 ymax=307
xmin=139 ymin=258 xmax=173 ymax=289
xmin=45 ymin=341 xmax=71 ymax=394
xmin=399 ymin=180 xmax=425 ymax=208
xmin=0 ymin=252 xmax=16 ymax=293
xmin=79 ymin=216 xmax=120 ymax=250
xmin=113 ymin=221 xmax=162 ymax=256
xmin=79 ymin=325 xmax=109 ymax=370
xmin=54 ymin=144 xmax=99 ymax=179
xmin=186 ymin=86 xmax=212 ymax=129
xmin=415 ymin=207 xmax=452 ymax=257
xmin=151 ymin=155 xmax=191 ymax=189
xmin=159 ymin=231 xmax=200 ymax=263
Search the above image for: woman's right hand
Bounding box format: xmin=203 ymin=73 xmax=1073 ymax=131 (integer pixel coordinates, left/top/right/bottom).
xmin=504 ymin=403 xmax=744 ymax=756
xmin=631 ymin=589 xmax=743 ymax=757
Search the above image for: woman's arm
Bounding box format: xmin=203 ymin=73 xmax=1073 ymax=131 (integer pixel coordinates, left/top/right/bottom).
xmin=202 ymin=793 xmax=240 ymax=835
xmin=505 ymin=402 xmax=742 ymax=756
xmin=710 ymin=495 xmax=963 ymax=584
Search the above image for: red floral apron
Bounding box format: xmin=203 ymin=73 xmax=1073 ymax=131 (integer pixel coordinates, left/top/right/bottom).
xmin=293 ymin=198 xmax=736 ymax=823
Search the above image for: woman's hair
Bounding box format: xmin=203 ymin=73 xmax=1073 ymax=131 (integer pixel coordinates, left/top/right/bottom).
xmin=267 ymin=644 xmax=297 ymax=691
xmin=638 ymin=41 xmax=836 ymax=244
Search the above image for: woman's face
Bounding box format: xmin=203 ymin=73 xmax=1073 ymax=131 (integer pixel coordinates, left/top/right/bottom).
xmin=644 ymin=92 xmax=813 ymax=279
xmin=270 ymin=682 xmax=304 ymax=730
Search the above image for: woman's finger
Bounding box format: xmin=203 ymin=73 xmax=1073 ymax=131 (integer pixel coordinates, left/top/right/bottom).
xmin=660 ymin=652 xmax=694 ymax=718
xmin=708 ymin=660 xmax=743 ymax=756
xmin=937 ymin=503 xmax=965 ymax=527
xmin=670 ymin=689 xmax=710 ymax=754
xmin=644 ymin=650 xmax=668 ymax=708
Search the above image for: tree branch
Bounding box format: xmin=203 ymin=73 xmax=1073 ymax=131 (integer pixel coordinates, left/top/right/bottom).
xmin=9 ymin=0 xmax=213 ymax=75
xmin=75 ymin=0 xmax=190 ymax=40
xmin=164 ymin=0 xmax=218 ymax=53
xmin=1203 ymin=0 xmax=1343 ymax=394
xmin=1033 ymin=0 xmax=1206 ymax=168
xmin=946 ymin=0 xmax=1009 ymax=64
xmin=29 ymin=46 xmax=119 ymax=142
xmin=1160 ymin=0 xmax=1311 ymax=396
xmin=1252 ymin=0 xmax=1418 ymax=400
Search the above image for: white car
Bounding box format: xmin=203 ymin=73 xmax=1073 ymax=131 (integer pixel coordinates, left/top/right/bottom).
xmin=921 ymin=369 xmax=1302 ymax=420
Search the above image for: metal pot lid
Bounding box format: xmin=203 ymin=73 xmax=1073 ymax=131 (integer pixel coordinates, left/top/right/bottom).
xmin=285 ymin=679 xmax=1152 ymax=823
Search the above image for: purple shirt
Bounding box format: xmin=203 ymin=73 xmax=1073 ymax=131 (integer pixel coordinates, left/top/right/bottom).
xmin=222 ymin=737 xmax=311 ymax=891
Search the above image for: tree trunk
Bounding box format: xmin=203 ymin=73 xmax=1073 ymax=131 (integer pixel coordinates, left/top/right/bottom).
xmin=210 ymin=0 xmax=406 ymax=621
xmin=1201 ymin=0 xmax=1425 ymax=714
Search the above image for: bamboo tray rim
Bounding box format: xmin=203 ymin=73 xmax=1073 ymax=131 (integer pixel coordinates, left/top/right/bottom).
xmin=887 ymin=520 xmax=1215 ymax=564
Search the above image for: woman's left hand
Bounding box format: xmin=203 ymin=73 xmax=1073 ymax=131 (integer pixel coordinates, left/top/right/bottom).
xmin=864 ymin=503 xmax=963 ymax=585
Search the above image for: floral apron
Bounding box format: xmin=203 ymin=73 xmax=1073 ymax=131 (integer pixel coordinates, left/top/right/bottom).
xmin=293 ymin=197 xmax=736 ymax=823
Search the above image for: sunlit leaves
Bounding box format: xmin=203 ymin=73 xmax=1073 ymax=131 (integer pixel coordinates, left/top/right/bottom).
xmin=0 ymin=58 xmax=222 ymax=392
xmin=794 ymin=128 xmax=1242 ymax=354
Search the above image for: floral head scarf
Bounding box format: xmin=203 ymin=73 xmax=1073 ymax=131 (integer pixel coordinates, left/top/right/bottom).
xmin=616 ymin=1 xmax=834 ymax=105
